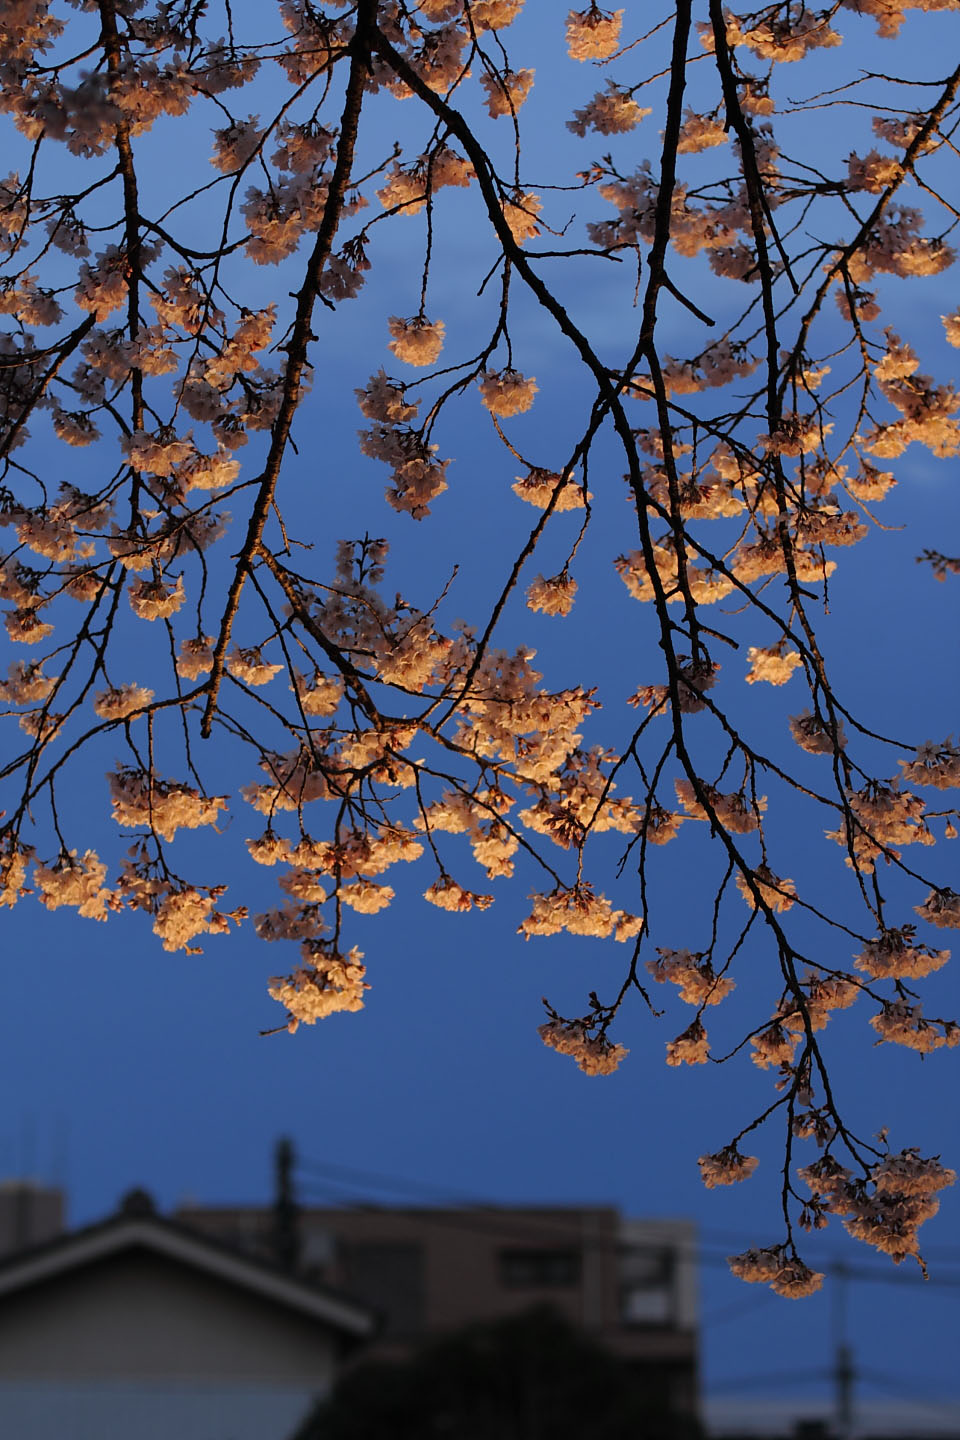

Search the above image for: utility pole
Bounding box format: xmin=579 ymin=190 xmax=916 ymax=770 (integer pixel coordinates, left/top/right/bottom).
xmin=272 ymin=1136 xmax=300 ymax=1274
xmin=832 ymin=1262 xmax=855 ymax=1440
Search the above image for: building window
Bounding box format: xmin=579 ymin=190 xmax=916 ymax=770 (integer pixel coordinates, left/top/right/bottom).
xmin=620 ymin=1246 xmax=675 ymax=1326
xmin=499 ymin=1248 xmax=582 ymax=1288
xmin=338 ymin=1241 xmax=425 ymax=1337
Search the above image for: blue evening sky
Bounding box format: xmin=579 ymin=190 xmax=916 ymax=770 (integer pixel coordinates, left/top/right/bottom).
xmin=1 ymin=2 xmax=959 ymax=1420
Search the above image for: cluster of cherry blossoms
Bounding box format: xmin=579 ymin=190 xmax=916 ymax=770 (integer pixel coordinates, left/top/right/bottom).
xmin=538 ymin=1017 xmax=628 ymax=1077
xmin=0 ymin=0 xmax=958 ymax=1293
xmin=268 ymin=943 xmax=369 ymax=1032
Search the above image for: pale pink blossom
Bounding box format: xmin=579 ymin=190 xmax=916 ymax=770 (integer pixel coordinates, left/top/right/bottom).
xmin=502 ymin=192 xmax=541 ymax=244
xmin=247 ymin=832 xmax=293 ymax=866
xmin=387 ymin=316 xmax=445 ymax=367
xmin=900 ymin=739 xmax=960 ymax=789
xmin=481 ymin=67 xmax=535 ymax=118
xmin=736 ymin=866 xmax=797 ymax=913
xmin=35 ymin=850 xmax=114 ymax=921
xmin=269 ymin=944 xmax=368 ymax=1031
xmin=0 ymin=661 xmax=56 ymax=704
xmin=291 ymin=671 xmax=343 ymax=717
xmin=424 ymin=877 xmax=493 ymax=911
xmin=519 ymin=884 xmax=641 ymax=942
xmin=915 ymin=888 xmax=960 ymax=929
xmin=211 ymin=115 xmax=264 ymax=173
xmin=677 ymin=109 xmax=728 ymax=153
xmin=538 ymin=1019 xmax=627 ymax=1076
xmin=698 ymin=1147 xmax=759 ymax=1187
xmin=177 ymin=638 xmax=215 ymax=680
xmin=339 ymin=881 xmax=395 ymax=914
xmin=278 ymin=869 xmax=328 ymax=904
xmin=526 ymin=572 xmax=577 ymax=616
xmin=0 ymin=845 xmax=31 ymax=909
xmin=128 ymin=575 xmax=187 ymax=621
xmin=565 ymin=7 xmax=623 ymax=61
xmin=93 ymin=684 xmax=154 ymax=721
xmin=568 ymin=82 xmax=650 ymax=136
xmin=727 ymin=1247 xmax=783 ymax=1285
xmin=512 ymin=469 xmax=590 ymax=510
xmin=770 ymin=1260 xmax=824 ymax=1298
xmin=5 ymin=609 xmax=54 ymax=645
xmin=469 ymin=0 xmax=525 ymax=31
xmin=870 ymin=1001 xmax=960 ymax=1052
xmin=746 ymin=645 xmax=803 ymax=686
xmin=789 ymin=710 xmax=846 ymax=754
xmin=227 ymin=648 xmax=284 ymax=687
xmin=856 ymin=927 xmax=949 ymax=980
xmin=479 ymin=368 xmax=538 ymax=416
xmin=109 ymin=768 xmax=228 ymax=841
xmin=666 ymin=1020 xmax=710 ymax=1066
xmin=647 ymin=948 xmax=735 ymax=1006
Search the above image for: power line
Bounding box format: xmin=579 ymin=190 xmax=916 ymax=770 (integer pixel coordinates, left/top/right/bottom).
xmin=295 ymin=1170 xmax=960 ymax=1294
xmin=295 ymin=1151 xmax=960 ymax=1263
xmin=285 ymin=1149 xmax=960 ymax=1432
xmin=296 ymin=1175 xmax=688 ymax=1260
xmin=708 ymin=1368 xmax=829 ymax=1394
xmin=701 ymin=1288 xmax=779 ymax=1327
xmin=857 ymin=1370 xmax=960 ymax=1415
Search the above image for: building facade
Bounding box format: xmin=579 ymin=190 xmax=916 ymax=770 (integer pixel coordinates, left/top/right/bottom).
xmin=177 ymin=1200 xmax=700 ymax=1422
xmin=0 ymin=1191 xmax=374 ymax=1440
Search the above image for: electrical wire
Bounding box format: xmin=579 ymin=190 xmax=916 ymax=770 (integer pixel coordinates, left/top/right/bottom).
xmin=287 ymin=1152 xmax=960 ymax=1421
xmin=296 ymin=1163 xmax=960 ymax=1293
xmin=295 ymin=1151 xmax=960 ymax=1264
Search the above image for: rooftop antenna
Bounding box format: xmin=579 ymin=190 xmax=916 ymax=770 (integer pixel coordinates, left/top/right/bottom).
xmin=831 ymin=1261 xmax=855 ymax=1440
xmin=272 ymin=1136 xmax=300 ymax=1274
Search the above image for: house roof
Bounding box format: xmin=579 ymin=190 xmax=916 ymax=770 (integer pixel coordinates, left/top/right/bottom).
xmin=0 ymin=1194 xmax=375 ymax=1341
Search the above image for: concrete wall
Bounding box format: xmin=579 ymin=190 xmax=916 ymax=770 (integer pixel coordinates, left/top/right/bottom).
xmin=178 ymin=1204 xmax=698 ymax=1356
xmin=0 ymin=1248 xmax=339 ymax=1440
xmin=0 ymin=1381 xmax=319 ymax=1440
xmin=0 ymin=1183 xmax=64 ymax=1258
xmin=180 ymin=1204 xmax=625 ymax=1341
xmin=324 ymin=1205 xmax=622 ymax=1339
xmin=175 ymin=1202 xmax=701 ymax=1424
xmin=620 ymin=1216 xmax=699 ymax=1331
xmin=0 ymin=1247 xmax=338 ymax=1383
